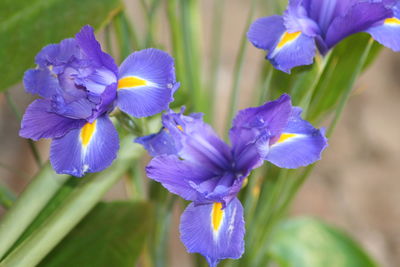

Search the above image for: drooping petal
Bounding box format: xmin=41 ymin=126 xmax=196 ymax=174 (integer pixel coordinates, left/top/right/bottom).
xmin=180 ymin=198 xmax=245 ymax=267
xmin=267 ymin=31 xmax=316 ymax=73
xmin=117 ymin=48 xmax=177 ymax=118
xmin=146 ymin=155 xmax=215 ymax=202
xmin=366 ymin=17 xmax=400 ymax=52
xmin=75 ymin=25 xmax=119 ymax=75
xmin=325 ymin=2 xmax=392 ymax=49
xmin=265 ymin=107 xmax=328 ymax=169
xmin=50 ymin=115 xmax=119 ymax=177
xmin=19 ymin=99 xmax=85 ymax=141
xmin=247 ymin=15 xmax=286 ymax=50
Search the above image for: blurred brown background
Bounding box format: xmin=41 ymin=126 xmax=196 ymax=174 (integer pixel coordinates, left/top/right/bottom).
xmin=1 ymin=0 xmax=399 ymax=266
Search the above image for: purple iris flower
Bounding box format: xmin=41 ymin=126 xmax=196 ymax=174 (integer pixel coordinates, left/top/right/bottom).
xmin=248 ymin=0 xmax=400 ymax=73
xmin=136 ymin=94 xmax=328 ymax=266
xmin=19 ymin=25 xmax=178 ymax=177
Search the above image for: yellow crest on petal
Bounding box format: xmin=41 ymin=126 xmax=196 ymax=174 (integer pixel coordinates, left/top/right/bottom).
xmin=117 ymin=76 xmax=147 ymax=89
xmin=277 ymin=31 xmax=301 ymax=49
xmin=384 ymin=18 xmax=400 ymax=26
xmin=80 ymin=121 xmax=97 ymax=147
xmin=211 ymin=202 xmax=224 ymax=232
xmin=276 ymin=133 xmax=298 ymax=144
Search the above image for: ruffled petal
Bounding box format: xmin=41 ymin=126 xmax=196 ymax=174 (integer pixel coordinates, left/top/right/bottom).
xmin=23 ymin=69 xmax=60 ymax=99
xmin=180 ymin=198 xmax=245 ymax=267
xmin=146 ymin=155 xmax=214 ymax=201
xmin=325 ymin=2 xmax=392 ymax=49
xmin=50 ymin=115 xmax=119 ymax=177
xmin=265 ymin=107 xmax=328 ymax=168
xmin=366 ymin=17 xmax=400 ymax=52
xmin=19 ymin=99 xmax=85 ymax=141
xmin=117 ymin=48 xmax=178 ymax=117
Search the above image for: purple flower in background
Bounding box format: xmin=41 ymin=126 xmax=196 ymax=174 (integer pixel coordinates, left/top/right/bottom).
xmin=248 ymin=0 xmax=400 ymax=73
xmin=19 ymin=25 xmax=178 ymax=177
xmin=136 ymin=94 xmax=328 ymax=266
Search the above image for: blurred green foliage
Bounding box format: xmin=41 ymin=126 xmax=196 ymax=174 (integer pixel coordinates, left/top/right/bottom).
xmin=0 ymin=0 xmax=122 ymax=91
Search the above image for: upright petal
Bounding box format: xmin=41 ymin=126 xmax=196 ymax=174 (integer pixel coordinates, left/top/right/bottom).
xmin=117 ymin=48 xmax=178 ymax=118
xmin=325 ymin=2 xmax=392 ymax=49
xmin=19 ymin=99 xmax=85 ymax=141
xmin=230 ymin=94 xmax=292 ymax=169
xmin=50 ymin=115 xmax=119 ymax=177
xmin=366 ymin=17 xmax=400 ymax=52
xmin=265 ymin=107 xmax=328 ymax=168
xmin=180 ymin=198 xmax=245 ymax=267
xmin=75 ymin=25 xmax=119 ymax=75
xmin=161 ymin=110 xmax=233 ymax=173
xmin=247 ymin=16 xmax=286 ymax=50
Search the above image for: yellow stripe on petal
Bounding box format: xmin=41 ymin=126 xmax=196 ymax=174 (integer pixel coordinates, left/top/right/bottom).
xmin=276 ymin=133 xmax=298 ymax=144
xmin=80 ymin=121 xmax=97 ymax=147
xmin=177 ymin=125 xmax=184 ymax=132
xmin=117 ymin=76 xmax=147 ymax=89
xmin=211 ymin=202 xmax=224 ymax=232
xmin=277 ymin=31 xmax=301 ymax=49
xmin=384 ymin=18 xmax=400 ymax=26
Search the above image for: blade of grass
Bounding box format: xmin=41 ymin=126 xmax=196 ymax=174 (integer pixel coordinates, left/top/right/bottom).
xmin=0 ymin=164 xmax=69 ymax=259
xmin=4 ymin=91 xmax=42 ymax=167
xmin=225 ymin=0 xmax=258 ymax=134
xmin=208 ymin=0 xmax=225 ymax=124
xmin=0 ymin=138 xmax=142 ymax=267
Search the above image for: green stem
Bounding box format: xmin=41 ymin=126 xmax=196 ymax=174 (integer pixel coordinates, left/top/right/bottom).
xmin=180 ymin=0 xmax=203 ymax=112
xmin=0 ymin=138 xmax=142 ymax=267
xmin=208 ymin=0 xmax=225 ymax=125
xmin=0 ymin=184 xmax=16 ymax=210
xmin=0 ymin=164 xmax=69 ymax=260
xmin=225 ymin=0 xmax=258 ymax=134
xmin=166 ymin=0 xmax=187 ymax=97
xmin=327 ymin=38 xmax=374 ymax=137
xmin=4 ymin=92 xmax=42 ymax=167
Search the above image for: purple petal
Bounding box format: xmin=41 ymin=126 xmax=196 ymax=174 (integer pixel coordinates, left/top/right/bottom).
xmin=135 ymin=128 xmax=178 ymax=157
xmin=75 ymin=25 xmax=118 ymax=75
xmin=366 ymin=17 xmax=400 ymax=52
xmin=247 ymin=15 xmax=286 ymax=51
xmin=146 ymin=155 xmax=214 ymax=201
xmin=23 ymin=69 xmax=61 ymax=99
xmin=265 ymin=107 xmax=328 ymax=168
xmin=50 ymin=115 xmax=119 ymax=177
xmin=117 ymin=48 xmax=178 ymax=118
xmin=19 ymin=99 xmax=85 ymax=141
xmin=325 ymin=2 xmax=392 ymax=49
xmin=267 ymin=32 xmax=316 ymax=73
xmin=180 ymin=199 xmax=245 ymax=267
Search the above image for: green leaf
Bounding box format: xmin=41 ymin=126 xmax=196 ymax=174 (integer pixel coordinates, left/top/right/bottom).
xmin=39 ymin=201 xmax=153 ymax=267
xmin=267 ymin=217 xmax=377 ymax=267
xmin=307 ymin=33 xmax=378 ymax=122
xmin=0 ymin=0 xmax=122 ymax=91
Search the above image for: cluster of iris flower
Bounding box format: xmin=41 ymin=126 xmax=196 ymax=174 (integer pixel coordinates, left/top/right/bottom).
xmin=19 ymin=0 xmax=399 ymax=266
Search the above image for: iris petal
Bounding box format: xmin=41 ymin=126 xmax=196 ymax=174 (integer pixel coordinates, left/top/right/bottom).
xmin=179 ymin=198 xmax=245 ymax=267
xmin=50 ymin=115 xmax=119 ymax=177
